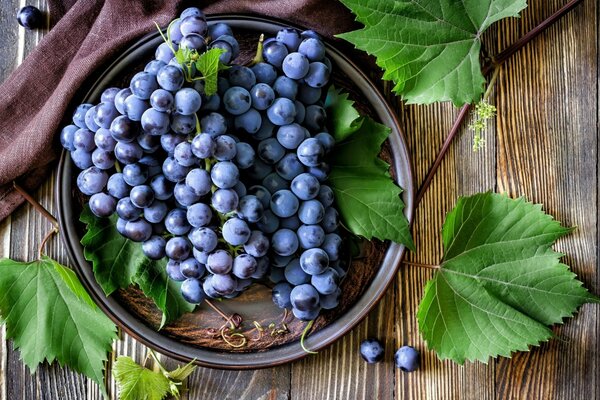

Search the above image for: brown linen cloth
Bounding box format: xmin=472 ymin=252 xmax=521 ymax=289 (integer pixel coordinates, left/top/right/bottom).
xmin=0 ymin=0 xmax=357 ymax=222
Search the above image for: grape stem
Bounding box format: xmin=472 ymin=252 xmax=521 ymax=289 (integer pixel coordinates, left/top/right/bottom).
xmin=249 ymin=34 xmax=265 ymax=66
xmin=300 ymin=320 xmax=318 ymax=354
xmin=204 ymin=299 xmax=239 ymax=330
xmin=402 ymin=260 xmax=440 ymax=270
xmin=13 ymin=182 xmax=59 ymax=229
xmin=38 ymin=227 xmax=58 ymax=260
xmin=414 ymin=0 xmax=583 ymax=208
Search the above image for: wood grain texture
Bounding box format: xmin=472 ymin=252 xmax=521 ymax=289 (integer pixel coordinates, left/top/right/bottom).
xmin=0 ymin=0 xmax=598 ymax=399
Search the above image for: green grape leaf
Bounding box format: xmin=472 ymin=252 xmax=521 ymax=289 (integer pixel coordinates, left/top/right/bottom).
xmin=80 ymin=208 xmax=194 ymax=327
xmin=417 ymin=192 xmax=599 ymax=363
xmin=113 ymin=356 xmax=171 ymax=400
xmin=337 ymin=0 xmax=527 ymax=105
xmin=324 ymin=86 xmax=363 ymax=141
xmin=327 ymin=98 xmax=415 ymax=250
xmin=195 ymin=48 xmax=228 ymax=96
xmin=0 ymin=256 xmax=117 ymax=394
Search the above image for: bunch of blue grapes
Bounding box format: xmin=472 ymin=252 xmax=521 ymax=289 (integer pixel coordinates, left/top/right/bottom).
xmin=60 ymin=7 xmax=346 ymax=321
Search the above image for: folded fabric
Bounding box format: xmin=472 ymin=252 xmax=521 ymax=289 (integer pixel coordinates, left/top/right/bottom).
xmin=0 ymin=0 xmax=356 ymax=222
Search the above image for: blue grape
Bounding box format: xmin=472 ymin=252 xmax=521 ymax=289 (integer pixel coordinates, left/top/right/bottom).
xmin=276 ymin=28 xmax=302 ymax=51
xmin=150 ymin=88 xmax=174 ymax=112
xmin=180 ymin=15 xmax=208 ymax=36
xmin=263 ymin=40 xmax=288 ymax=68
xmin=155 ymin=42 xmax=175 ymax=63
xmin=249 ymin=83 xmax=275 ymax=111
xmin=157 ymin=65 xmax=184 ymax=91
xmin=284 ymin=258 xmax=310 ymax=285
xmin=297 ymin=224 xmax=325 ymax=249
xmin=321 ymin=207 xmax=339 ymax=233
xmin=297 ymin=85 xmax=321 ymax=105
xmin=125 ymin=219 xmax=153 ymax=242
xmin=282 ymin=52 xmax=309 ymax=79
xmin=311 ymin=267 xmax=339 ymax=295
xmin=271 ymin=228 xmax=299 ymax=256
xmin=174 ymin=88 xmax=202 ymax=115
xmin=300 ymin=248 xmax=329 ymax=275
xmin=360 ymin=339 xmax=385 ymax=364
xmin=294 ymin=100 xmax=306 ymax=124
xmin=129 ymin=185 xmax=154 ymax=208
xmin=243 ymin=230 xmax=269 ymax=257
xmin=84 ymin=106 xmax=100 ymax=132
xmin=180 ymin=33 xmax=207 ymax=52
xmin=304 ymin=105 xmax=327 ymax=132
xmin=77 ymin=167 xmax=108 ymax=195
xmin=116 ymin=197 xmax=141 ymax=221
xmin=181 ymin=7 xmax=205 ymax=19
xmin=145 ymin=59 xmax=167 ymax=75
xmin=180 ymin=258 xmax=205 ymax=279
xmin=297 ymin=138 xmax=324 ymax=167
xmin=211 ymin=161 xmax=239 ymax=189
xmin=234 ymin=142 xmax=255 ymax=169
xmin=214 ymin=135 xmax=237 ymax=161
xmin=304 ymin=62 xmax=330 ymax=88
xmin=270 ymin=189 xmax=299 ymax=218
xmin=272 ymin=282 xmax=293 ymax=309
xmin=254 ymin=115 xmax=275 ymax=140
xmin=290 ymin=172 xmax=318 ymax=200
xmin=318 ymin=185 xmax=334 ymax=207
xmin=174 ymin=182 xmax=201 ymax=206
xmin=162 ymin=157 xmax=190 ymax=182
xmin=171 ymin=113 xmax=196 ymax=135
xmin=290 ymin=284 xmax=320 ymax=311
xmin=228 ymin=65 xmax=256 ymax=90
xmin=185 ymin=168 xmax=212 ymax=196
xmin=211 ymin=273 xmax=237 ymax=295
xmin=322 ymin=233 xmax=342 ymax=261
xmin=309 ymin=162 xmax=330 ymax=182
xmin=211 ymin=34 xmax=239 ymax=59
xmin=165 ymin=237 xmax=192 ymax=260
xmin=165 ymin=208 xmax=191 ymax=235
xmin=272 ymin=254 xmax=293 ymax=268
xmin=142 ymin=235 xmax=166 ymax=259
xmin=167 ymin=260 xmax=186 ymax=281
xmin=141 ymin=108 xmax=170 ymax=136
xmin=247 ymin=185 xmax=271 ymax=208
xmin=395 ymin=346 xmax=420 ymax=372
xmin=276 ymin=153 xmax=304 ymax=180
xmin=107 ymin=173 xmax=131 ymax=199
xmin=223 ymin=86 xmax=251 ymax=115
xmin=276 ymin=123 xmax=306 ymax=150
xmin=130 ymin=71 xmax=158 ymax=100
xmin=72 ymin=104 xmax=92 ymax=128
xmin=301 ymin=30 xmax=321 ymax=40
xmin=258 ymin=138 xmax=286 ymax=164
xmin=191 ymin=133 xmax=216 ymax=159
xmin=202 ymin=93 xmax=221 ymax=111
xmin=298 ymin=38 xmax=326 ymax=61
xmin=206 ymin=249 xmax=233 ymax=274
xmin=89 ymin=193 xmax=116 ymax=218
xmin=110 ymin=115 xmax=138 ymax=143
xmin=92 ymin=148 xmax=115 ymax=170
xmin=114 ymin=89 xmax=132 ymax=114
xmin=122 ymin=163 xmax=148 ymax=186
xmin=187 ymin=203 xmax=212 ymax=227
xmin=73 ymin=128 xmax=95 ymax=152
xmin=201 ymin=112 xmax=227 ymax=136
xmin=280 ymin=215 xmax=301 ymax=230
xmin=320 ymin=287 xmax=341 ymax=309
xmin=298 ymin=199 xmax=325 ymax=225
xmin=116 ymin=218 xmax=128 ymax=236
xmin=181 ymin=278 xmax=206 ymax=303
xmin=292 ymin=307 xmax=321 ymax=321
xmin=60 ymin=125 xmax=78 ymax=151
xmin=217 ymin=77 xmax=230 ymax=96
xmin=71 ymin=149 xmax=93 ymax=169
xmin=267 ymin=97 xmax=296 ymax=126
xmin=237 ymin=195 xmax=263 ymax=223
xmin=234 ymin=109 xmax=263 ymax=135
xmin=123 ymin=95 xmax=149 ymax=121
xmin=94 ymin=128 xmax=116 ymax=151
xmin=209 ymin=22 xmax=233 ymax=40
xmin=251 ymin=256 xmax=270 ymax=279
xmin=273 ymin=76 xmax=298 ymax=100
xmin=150 ymin=174 xmax=173 ymax=200
xmin=211 ymin=189 xmax=238 ymax=213
xmin=257 ymin=210 xmax=279 ymax=234
xmin=93 ymin=102 xmax=119 ymax=129
xmin=174 ymin=141 xmax=197 ymax=167
xmin=202 ymin=276 xmax=220 ymax=298
xmin=262 ymin=172 xmax=288 ymax=194
xmin=189 ymin=227 xmax=218 ymax=252
xmin=144 ymin=200 xmax=168 ymax=223
xmin=252 ymin=62 xmax=277 ymax=85
xmin=222 ymin=217 xmax=251 ymax=246
xmin=232 ymin=254 xmax=257 ymax=279
xmin=233 ymin=181 xmax=247 ymax=198
xmin=314 ymin=132 xmax=335 ymax=153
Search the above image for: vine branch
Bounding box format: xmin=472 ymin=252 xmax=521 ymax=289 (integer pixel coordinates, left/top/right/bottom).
xmin=13 ymin=182 xmax=58 ymax=228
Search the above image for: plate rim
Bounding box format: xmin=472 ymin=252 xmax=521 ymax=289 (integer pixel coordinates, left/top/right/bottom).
xmin=55 ymin=13 xmax=414 ymax=369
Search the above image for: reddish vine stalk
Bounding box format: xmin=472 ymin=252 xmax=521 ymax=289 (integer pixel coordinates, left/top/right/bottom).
xmin=414 ymin=0 xmax=583 ymax=208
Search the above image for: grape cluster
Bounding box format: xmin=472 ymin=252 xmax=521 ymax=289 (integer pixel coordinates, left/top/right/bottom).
xmin=60 ymin=7 xmax=346 ymax=321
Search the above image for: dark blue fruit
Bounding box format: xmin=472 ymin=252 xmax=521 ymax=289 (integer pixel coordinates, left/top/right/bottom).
xmin=394 ymin=346 xmax=419 ymax=372
xmin=359 ymin=338 xmax=384 ymax=364
xmin=17 ymin=6 xmax=43 ymax=30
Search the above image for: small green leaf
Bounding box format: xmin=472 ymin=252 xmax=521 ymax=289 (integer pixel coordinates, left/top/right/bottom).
xmin=324 ymin=86 xmax=363 ymax=141
xmin=418 ymin=192 xmax=599 ymax=364
xmin=195 ymin=48 xmax=228 ymax=96
xmin=337 ymin=0 xmax=527 ymax=105
xmin=80 ymin=207 xmax=194 ymax=327
xmin=0 ymin=256 xmax=117 ymax=395
xmin=113 ymin=356 xmax=171 ymax=400
xmin=328 ymin=115 xmax=414 ymax=250
xmin=166 ymin=359 xmax=197 ymax=382
xmin=175 ymin=49 xmax=187 ymax=65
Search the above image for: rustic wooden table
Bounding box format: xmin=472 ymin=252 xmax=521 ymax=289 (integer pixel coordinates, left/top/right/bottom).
xmin=0 ymin=0 xmax=597 ymax=399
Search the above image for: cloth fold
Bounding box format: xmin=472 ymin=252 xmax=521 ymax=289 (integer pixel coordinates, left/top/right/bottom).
xmin=0 ymin=0 xmax=357 ymax=222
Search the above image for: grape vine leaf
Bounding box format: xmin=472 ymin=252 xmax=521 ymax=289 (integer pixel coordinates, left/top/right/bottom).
xmin=327 ymin=90 xmax=414 ymax=250
xmin=195 ymin=48 xmax=228 ymax=96
xmin=80 ymin=207 xmax=195 ymax=327
xmin=113 ymin=356 xmax=171 ymax=400
xmin=417 ymin=192 xmax=599 ymax=363
xmin=337 ymin=0 xmax=527 ymax=105
xmin=324 ymin=86 xmax=363 ymax=142
xmin=0 ymin=256 xmax=117 ymax=395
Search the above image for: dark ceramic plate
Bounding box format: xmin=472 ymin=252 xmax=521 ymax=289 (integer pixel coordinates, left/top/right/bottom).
xmin=56 ymin=14 xmax=414 ymax=369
